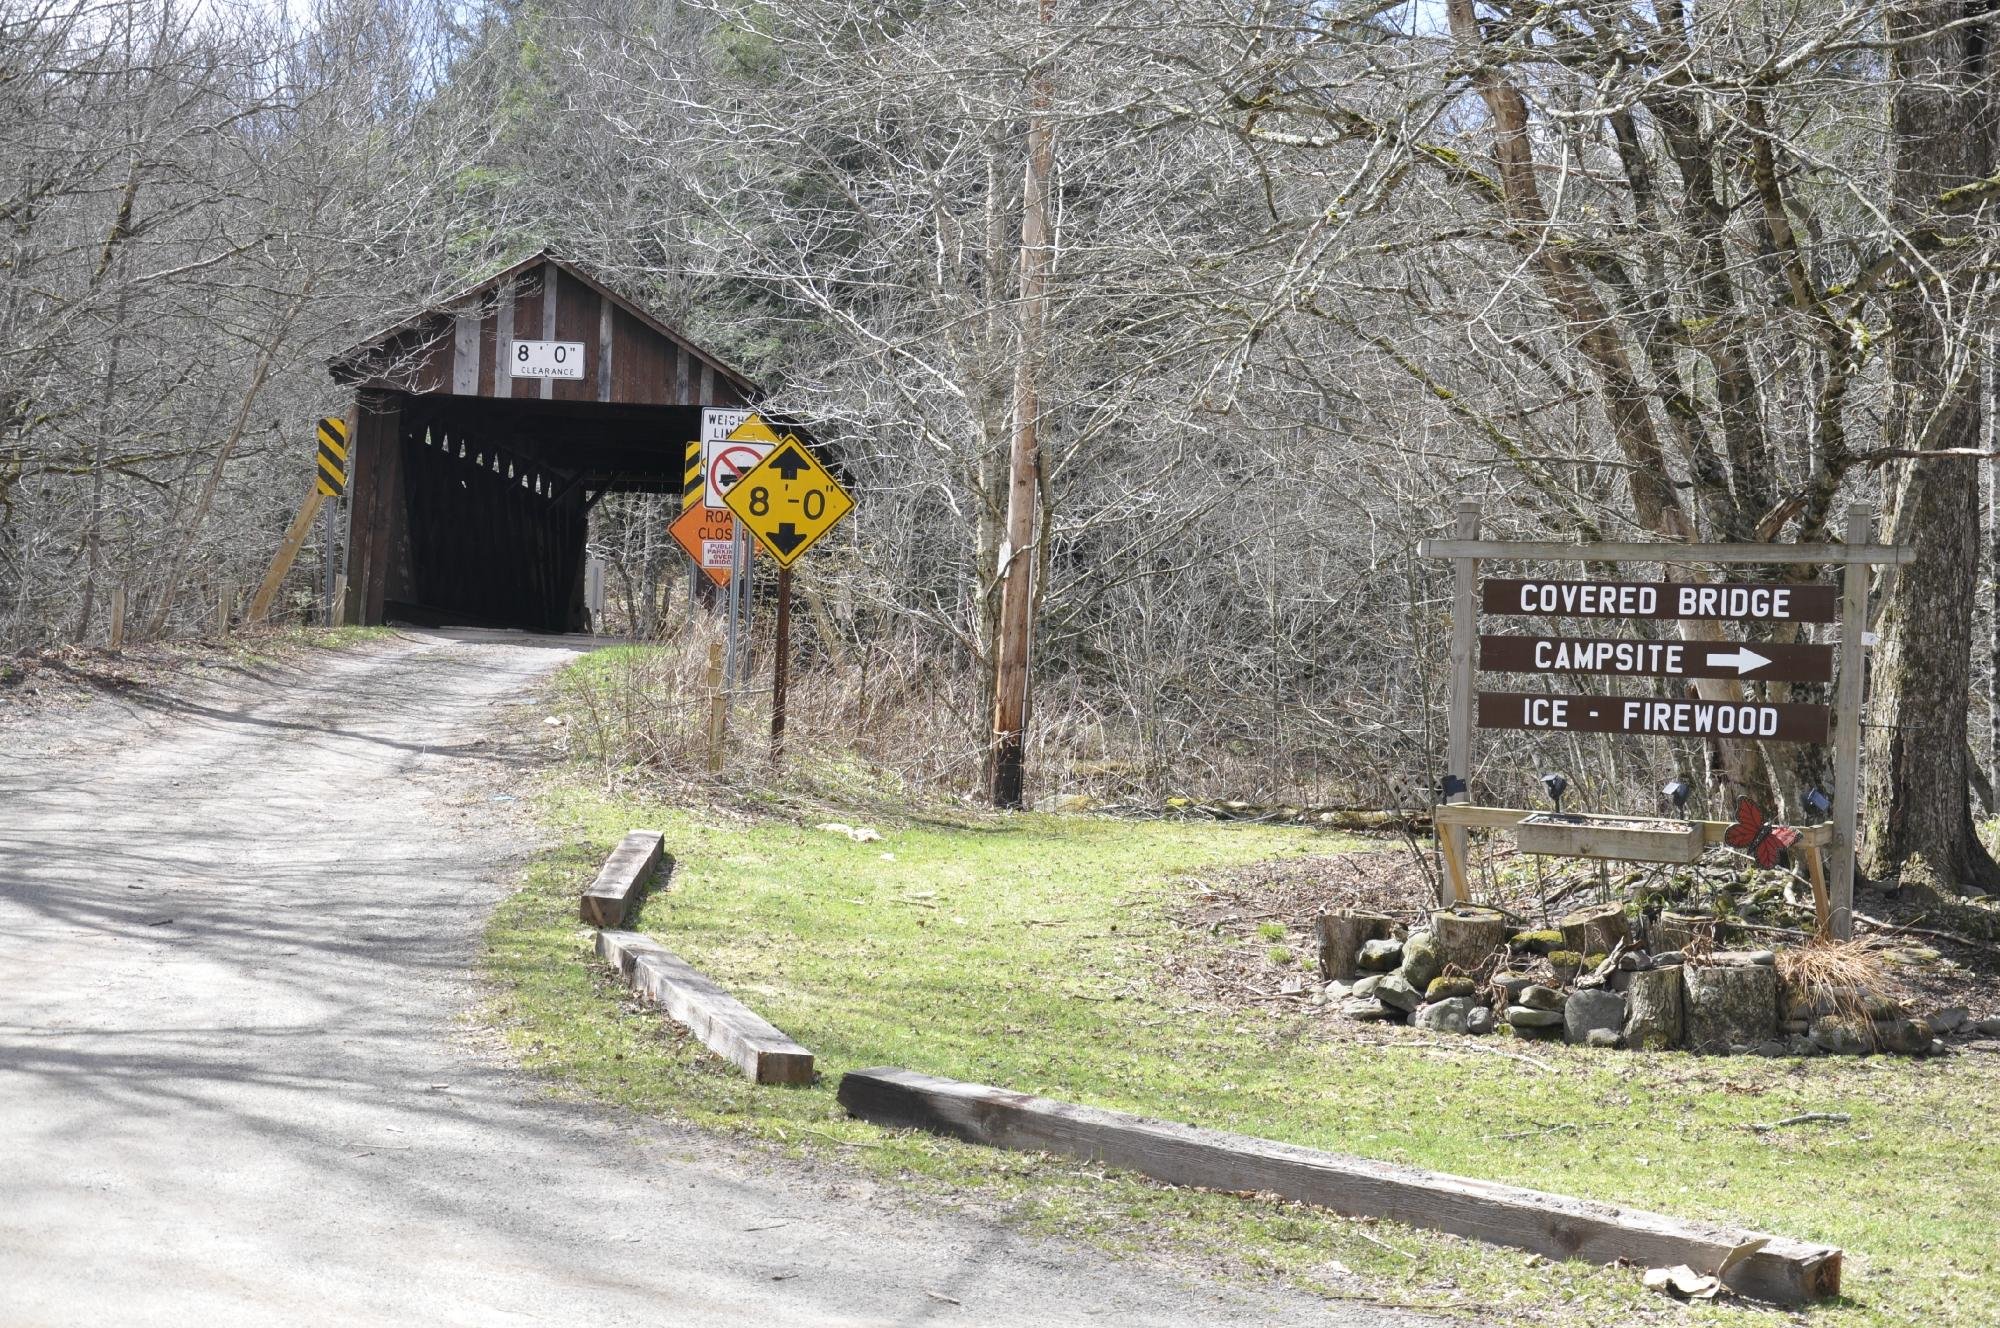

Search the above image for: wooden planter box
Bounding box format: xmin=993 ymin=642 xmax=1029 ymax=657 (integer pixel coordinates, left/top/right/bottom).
xmin=1514 ymin=812 xmax=1703 ymax=865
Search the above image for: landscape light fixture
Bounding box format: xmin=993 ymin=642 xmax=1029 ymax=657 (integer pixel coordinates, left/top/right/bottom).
xmin=1539 ymin=772 xmax=1568 ymax=815
xmin=1662 ymin=779 xmax=1692 ymax=816
xmin=1803 ymin=787 xmax=1833 ymax=820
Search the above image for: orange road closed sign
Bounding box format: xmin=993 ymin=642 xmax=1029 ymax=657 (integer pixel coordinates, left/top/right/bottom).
xmin=669 ymin=504 xmax=741 ymax=586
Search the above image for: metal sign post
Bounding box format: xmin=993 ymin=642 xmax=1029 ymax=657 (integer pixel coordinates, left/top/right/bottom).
xmin=320 ymin=501 xmax=337 ymax=624
xmin=1419 ymin=502 xmax=1913 ymax=939
xmin=772 ymin=566 xmax=793 ymax=762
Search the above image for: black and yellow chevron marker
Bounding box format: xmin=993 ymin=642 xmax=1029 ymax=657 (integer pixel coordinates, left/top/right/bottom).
xmin=316 ymin=417 xmax=349 ymax=498
xmin=682 ymin=439 xmax=703 ymax=511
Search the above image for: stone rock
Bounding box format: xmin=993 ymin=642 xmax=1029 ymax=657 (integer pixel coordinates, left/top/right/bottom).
xmin=1509 ymin=929 xmax=1564 ymax=955
xmin=1518 ymin=984 xmax=1564 ymax=1013
xmin=1752 ymin=1040 xmax=1787 ymax=1057
xmin=1565 ymin=989 xmax=1627 ymax=1045
xmin=1414 ymin=996 xmax=1474 ymax=1034
xmin=1493 ymin=972 xmax=1534 ymax=1002
xmin=1339 ymin=997 xmax=1392 ymax=1022
xmin=1358 ymin=939 xmax=1404 ymax=972
xmin=1584 ymin=1028 xmax=1621 ymax=1049
xmin=1398 ymin=930 xmax=1441 ymax=990
xmin=1683 ymin=963 xmax=1778 ymax=1052
xmin=1712 ymin=949 xmax=1778 ymax=967
xmin=1375 ymin=974 xmax=1421 ymax=1012
xmin=1810 ymin=1016 xmax=1870 ymax=1055
xmin=1623 ymin=966 xmax=1685 ymax=1050
xmin=1352 ymin=975 xmax=1383 ymax=999
xmin=1978 ymin=1016 xmax=2000 ymax=1037
xmin=1466 ymin=1006 xmax=1496 ymax=1035
xmin=1506 ymin=1006 xmax=1563 ymax=1028
xmin=1616 ymin=951 xmax=1648 ymax=971
xmin=1779 ymin=1018 xmax=1810 ymax=1035
xmin=1931 ymin=1007 xmax=1969 ymax=1034
xmin=1425 ymin=976 xmax=1476 ymax=1002
xmin=1874 ymin=1018 xmax=1931 ymax=1056
xmin=1325 ymin=980 xmax=1354 ymax=1001
xmin=1785 ymin=1035 xmax=1822 ymax=1057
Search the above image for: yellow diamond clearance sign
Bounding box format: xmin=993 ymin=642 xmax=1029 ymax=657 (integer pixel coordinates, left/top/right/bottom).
xmin=722 ymin=431 xmax=853 ymax=568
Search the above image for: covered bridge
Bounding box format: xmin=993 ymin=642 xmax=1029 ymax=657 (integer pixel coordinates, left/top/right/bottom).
xmin=328 ymin=251 xmax=757 ymax=632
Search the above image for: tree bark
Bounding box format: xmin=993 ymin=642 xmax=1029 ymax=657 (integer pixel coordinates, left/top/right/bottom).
xmin=1862 ymin=1 xmax=2000 ymax=894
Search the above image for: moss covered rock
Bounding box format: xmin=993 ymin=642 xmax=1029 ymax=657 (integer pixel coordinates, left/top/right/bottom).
xmin=1510 ymin=929 xmax=1563 ymax=955
xmin=1425 ymin=975 xmax=1476 ymax=1001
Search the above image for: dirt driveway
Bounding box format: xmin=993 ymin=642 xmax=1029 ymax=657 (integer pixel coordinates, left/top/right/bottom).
xmin=0 ymin=630 xmax=1419 ymax=1327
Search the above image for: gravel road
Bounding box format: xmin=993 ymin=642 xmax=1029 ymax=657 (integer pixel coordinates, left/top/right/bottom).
xmin=0 ymin=630 xmax=1425 ymax=1327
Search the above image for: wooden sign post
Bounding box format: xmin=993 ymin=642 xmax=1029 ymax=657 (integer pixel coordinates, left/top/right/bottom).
xmin=1420 ymin=503 xmax=1913 ymax=939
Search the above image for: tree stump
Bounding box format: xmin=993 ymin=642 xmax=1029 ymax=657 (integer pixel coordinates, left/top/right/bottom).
xmin=1651 ymin=910 xmax=1714 ymax=954
xmin=1683 ymin=963 xmax=1778 ymax=1052
xmin=1431 ymin=906 xmax=1511 ymax=975
xmin=1623 ymin=967 xmax=1685 ymax=1049
xmin=1558 ymin=903 xmax=1628 ymax=958
xmin=1316 ymin=910 xmax=1393 ymax=981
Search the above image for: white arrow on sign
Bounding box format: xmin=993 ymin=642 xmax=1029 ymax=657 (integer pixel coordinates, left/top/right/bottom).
xmin=1705 ymin=646 xmax=1772 ymax=675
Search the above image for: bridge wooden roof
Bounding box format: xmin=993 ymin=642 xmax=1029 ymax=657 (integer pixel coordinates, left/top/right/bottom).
xmin=328 ymin=251 xmax=757 ymax=410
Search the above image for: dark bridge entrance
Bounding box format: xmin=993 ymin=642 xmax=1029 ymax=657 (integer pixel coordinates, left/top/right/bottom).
xmin=329 ymin=252 xmax=755 ymax=631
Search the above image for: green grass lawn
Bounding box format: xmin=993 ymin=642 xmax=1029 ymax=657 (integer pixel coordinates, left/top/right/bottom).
xmin=485 ymin=777 xmax=1999 ymax=1327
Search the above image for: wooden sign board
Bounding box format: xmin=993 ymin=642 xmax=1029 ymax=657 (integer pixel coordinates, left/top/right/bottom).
xmin=1477 ymin=691 xmax=1832 ymax=744
xmin=1480 ymin=634 xmax=1834 ymax=683
xmin=1482 ymin=579 xmax=1838 ymax=623
xmin=1421 ymin=504 xmax=1910 ymax=939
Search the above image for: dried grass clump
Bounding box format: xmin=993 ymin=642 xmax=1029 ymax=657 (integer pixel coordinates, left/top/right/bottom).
xmin=1777 ymin=938 xmax=1889 ymax=1030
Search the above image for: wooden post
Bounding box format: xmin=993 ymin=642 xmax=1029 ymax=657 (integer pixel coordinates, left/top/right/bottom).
xmin=217 ymin=583 xmax=235 ymax=637
xmin=249 ymin=484 xmax=328 ymax=623
xmin=1440 ymin=498 xmax=1480 ymax=904
xmin=1803 ymin=844 xmax=1832 ymax=939
xmin=1828 ymin=503 xmax=1872 ymax=940
xmin=988 ymin=0 xmax=1054 ymax=811
xmin=771 ymin=566 xmax=792 ymax=764
xmin=108 ymin=586 xmax=127 ymax=652
xmin=330 ymin=574 xmax=349 ymax=627
xmin=705 ymin=638 xmax=726 ymax=775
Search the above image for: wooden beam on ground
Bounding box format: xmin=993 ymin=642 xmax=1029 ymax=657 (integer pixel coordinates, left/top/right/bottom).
xmin=580 ymin=829 xmax=667 ymax=928
xmin=838 ymin=1068 xmax=1840 ymax=1306
xmin=593 ymin=930 xmax=814 ymax=1085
